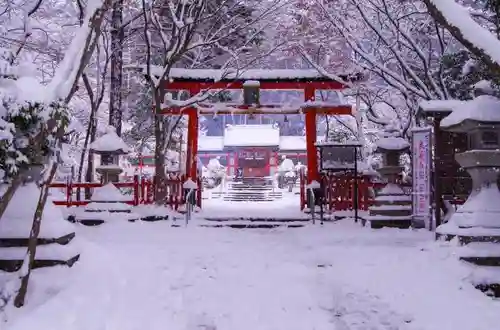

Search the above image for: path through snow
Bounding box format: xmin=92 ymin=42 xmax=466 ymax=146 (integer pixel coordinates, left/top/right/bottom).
xmin=2 ymin=221 xmax=500 ymax=330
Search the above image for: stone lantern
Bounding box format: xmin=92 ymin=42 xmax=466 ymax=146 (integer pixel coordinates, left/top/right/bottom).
xmin=436 ymin=85 xmax=500 ymax=295
xmin=243 ymin=80 xmax=260 ymax=105
xmin=89 ymin=127 xmax=130 ymax=184
xmin=367 ymin=128 xmax=412 ymax=229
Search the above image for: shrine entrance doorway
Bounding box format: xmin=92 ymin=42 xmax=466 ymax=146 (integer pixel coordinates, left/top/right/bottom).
xmin=156 ymin=68 xmax=363 ymax=208
xmin=238 ymin=148 xmax=271 ymax=177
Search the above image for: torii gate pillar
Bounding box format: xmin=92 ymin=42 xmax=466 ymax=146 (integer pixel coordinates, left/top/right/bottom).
xmin=186 ymin=88 xmax=199 ymax=180
xmin=304 ymin=87 xmax=319 ymax=183
xmin=186 ymin=108 xmax=199 ymax=179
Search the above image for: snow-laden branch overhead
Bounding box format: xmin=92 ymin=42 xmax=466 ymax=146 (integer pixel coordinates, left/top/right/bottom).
xmin=424 ymin=0 xmax=500 ymax=70
xmin=46 ymin=0 xmax=111 ymax=103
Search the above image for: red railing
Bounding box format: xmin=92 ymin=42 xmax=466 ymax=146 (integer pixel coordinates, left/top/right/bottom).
xmin=299 ymin=172 xmax=411 ymax=211
xmin=49 ymin=174 xmax=202 ymax=210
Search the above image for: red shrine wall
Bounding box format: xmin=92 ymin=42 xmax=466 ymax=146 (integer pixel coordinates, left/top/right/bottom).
xmin=198 ymin=149 xmax=307 ymax=177
xmin=128 ymin=149 xmax=307 ymax=178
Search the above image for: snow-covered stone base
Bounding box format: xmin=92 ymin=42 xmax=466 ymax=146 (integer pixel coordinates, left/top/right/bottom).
xmin=0 ymin=184 xmax=80 ymax=272
xmin=73 ymin=210 xmax=141 ymax=226
xmin=436 ymin=187 xmax=500 ymax=297
xmin=367 ymin=184 xmax=412 ymax=229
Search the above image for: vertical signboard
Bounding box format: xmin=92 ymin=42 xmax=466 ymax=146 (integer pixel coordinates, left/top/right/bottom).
xmin=412 ymin=127 xmax=432 ymax=229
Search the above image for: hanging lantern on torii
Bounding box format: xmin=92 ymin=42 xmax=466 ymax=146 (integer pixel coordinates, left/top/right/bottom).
xmin=243 ymin=80 xmax=260 ymax=120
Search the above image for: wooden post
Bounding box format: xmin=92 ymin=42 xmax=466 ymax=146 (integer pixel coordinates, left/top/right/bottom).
xmin=187 ymin=107 xmax=199 ymax=181
xmin=433 ymin=116 xmax=443 ymax=228
xmin=66 ymin=181 xmax=72 ymax=207
xmin=304 ymin=86 xmax=318 ymax=184
xmin=133 ymin=175 xmax=139 ymax=206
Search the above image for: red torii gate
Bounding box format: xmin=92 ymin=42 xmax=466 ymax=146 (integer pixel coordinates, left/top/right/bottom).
xmin=156 ymin=68 xmax=363 ymax=198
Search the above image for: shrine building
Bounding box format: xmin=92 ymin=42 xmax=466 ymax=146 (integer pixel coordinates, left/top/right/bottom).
xmin=198 ymin=124 xmax=307 ymax=177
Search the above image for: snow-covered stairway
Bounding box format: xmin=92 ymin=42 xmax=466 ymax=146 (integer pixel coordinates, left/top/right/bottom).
xmin=195 ymin=218 xmax=309 ymax=229
xmin=223 ymin=178 xmax=283 ymax=202
xmin=0 ymin=184 xmax=80 ymax=272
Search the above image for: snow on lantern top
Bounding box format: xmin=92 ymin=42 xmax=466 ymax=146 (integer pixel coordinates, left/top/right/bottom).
xmin=375 ymin=136 xmax=409 ymax=152
xmin=183 ymin=179 xmax=198 ymax=190
xmin=441 ymin=84 xmax=500 ymax=132
xmin=242 ymin=80 xmax=260 ymax=105
xmin=374 ymin=121 xmax=409 ymax=152
xmin=89 ymin=126 xmax=130 ymax=155
xmin=242 ymin=80 xmax=260 ymax=87
xmin=91 ymin=183 xmax=129 ymax=202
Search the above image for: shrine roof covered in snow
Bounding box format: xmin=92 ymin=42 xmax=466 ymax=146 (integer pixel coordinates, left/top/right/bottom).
xmin=418 ymin=100 xmax=464 ymax=115
xmin=224 ymin=125 xmax=280 ymax=147
xmin=128 ymin=66 xmax=364 ymax=89
xmin=197 ymin=125 xmax=308 ymax=151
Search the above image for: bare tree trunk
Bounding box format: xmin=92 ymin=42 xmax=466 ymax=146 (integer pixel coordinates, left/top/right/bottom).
xmin=0 ymin=176 xmax=23 ymax=221
xmin=85 ymin=120 xmax=97 ymax=199
xmin=154 ymin=115 xmax=167 ymax=204
xmin=76 ymin=116 xmax=95 ymax=200
xmin=14 ymin=163 xmax=58 ymax=308
xmin=109 ymin=0 xmax=124 ymax=136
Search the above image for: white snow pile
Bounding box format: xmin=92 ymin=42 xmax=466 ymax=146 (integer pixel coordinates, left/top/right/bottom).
xmin=89 ymin=126 xmax=130 ymax=153
xmin=279 ymin=158 xmax=295 ymax=172
xmin=90 ymin=183 xmax=129 ymax=202
xmin=183 ymin=179 xmax=198 ymax=190
xmin=84 ymin=183 xmax=132 ymax=212
xmin=207 ymin=158 xmax=223 ymax=172
xmin=0 ymin=183 xmax=75 ymax=239
xmin=441 ymin=95 xmax=500 ymax=128
xmin=204 ymin=157 xmax=225 ymax=182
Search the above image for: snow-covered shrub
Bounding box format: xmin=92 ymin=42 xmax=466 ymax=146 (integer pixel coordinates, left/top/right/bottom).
xmin=203 ymin=157 xmax=226 ymax=188
xmin=0 ymin=100 xmax=69 ymax=178
xmin=0 ymin=48 xmax=70 ymax=179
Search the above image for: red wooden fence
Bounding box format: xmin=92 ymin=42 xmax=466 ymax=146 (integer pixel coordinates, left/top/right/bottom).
xmin=299 ymin=171 xmax=411 ymax=211
xmin=49 ymin=174 xmax=202 ymax=210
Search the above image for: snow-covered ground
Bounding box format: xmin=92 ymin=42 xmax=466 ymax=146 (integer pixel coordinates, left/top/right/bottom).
xmin=2 ymin=220 xmax=500 ymax=330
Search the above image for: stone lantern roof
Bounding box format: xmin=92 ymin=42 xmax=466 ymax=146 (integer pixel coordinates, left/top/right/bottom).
xmin=375 ymin=123 xmax=410 ymax=153
xmin=375 ymin=136 xmax=410 ymax=152
xmin=441 ymin=87 xmax=500 ymax=132
xmin=89 ymin=127 xmax=130 ymax=155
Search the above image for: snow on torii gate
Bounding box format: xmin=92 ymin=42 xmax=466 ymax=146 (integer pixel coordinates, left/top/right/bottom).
xmin=156 ymin=68 xmax=363 ymax=188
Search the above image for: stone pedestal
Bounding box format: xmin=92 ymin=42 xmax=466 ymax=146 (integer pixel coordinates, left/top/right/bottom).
xmin=436 ymin=86 xmax=500 ymax=297
xmin=78 ymin=183 xmax=137 ymax=226
xmin=96 ymin=164 xmax=123 ymax=184
xmin=367 ymin=135 xmax=412 ymax=229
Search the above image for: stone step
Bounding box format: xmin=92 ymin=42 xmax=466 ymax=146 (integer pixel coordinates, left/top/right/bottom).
xmin=223 ymin=198 xmax=282 ymax=201
xmin=0 ymin=237 xmax=80 ymax=272
xmin=227 ymin=186 xmax=274 ymax=191
xmin=199 ymin=223 xmax=305 ymax=229
xmin=196 ymin=219 xmax=306 ymax=229
xmin=0 ymin=255 xmax=80 ymax=272
xmin=368 ymin=217 xmax=412 ymax=229
xmin=0 ymin=232 xmax=75 ymax=248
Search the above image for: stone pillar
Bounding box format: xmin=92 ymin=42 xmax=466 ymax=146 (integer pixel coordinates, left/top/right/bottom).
xmin=89 ymin=127 xmax=130 ymax=184
xmin=367 ymin=136 xmax=412 ymax=229
xmin=96 ymin=154 xmax=123 ymax=184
